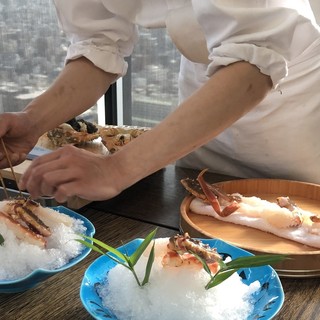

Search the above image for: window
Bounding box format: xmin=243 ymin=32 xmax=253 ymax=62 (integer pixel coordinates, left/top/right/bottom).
xmin=3 ymin=2 xmax=320 ymax=129
xmin=0 ymin=0 xmax=99 ymax=123
xmin=1 ymin=2 xmax=180 ymax=128
xmin=123 ymin=27 xmax=180 ymax=128
xmin=104 ymin=28 xmax=181 ymax=128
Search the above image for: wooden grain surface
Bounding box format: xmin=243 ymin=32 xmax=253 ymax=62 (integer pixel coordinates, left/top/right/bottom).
xmin=0 ymin=160 xmax=31 ymax=180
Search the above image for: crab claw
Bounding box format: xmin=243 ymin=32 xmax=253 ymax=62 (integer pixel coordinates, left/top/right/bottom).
xmin=197 ymin=169 xmax=222 ymax=214
xmin=196 ymin=169 xmax=240 ymax=217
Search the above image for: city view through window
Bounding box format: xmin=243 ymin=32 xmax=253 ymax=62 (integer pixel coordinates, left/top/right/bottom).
xmin=0 ymin=0 xmax=180 ymax=128
xmin=129 ymin=28 xmax=180 ymax=127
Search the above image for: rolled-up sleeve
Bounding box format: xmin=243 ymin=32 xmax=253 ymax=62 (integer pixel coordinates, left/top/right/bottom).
xmin=53 ymin=0 xmax=138 ymax=78
xmin=192 ymin=0 xmax=320 ymax=88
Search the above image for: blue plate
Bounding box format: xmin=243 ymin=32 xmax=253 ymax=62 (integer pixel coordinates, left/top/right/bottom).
xmin=0 ymin=206 xmax=95 ymax=293
xmin=80 ymin=238 xmax=284 ymax=320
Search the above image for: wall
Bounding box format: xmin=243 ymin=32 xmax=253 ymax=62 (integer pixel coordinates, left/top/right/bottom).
xmin=310 ymin=0 xmax=320 ymax=24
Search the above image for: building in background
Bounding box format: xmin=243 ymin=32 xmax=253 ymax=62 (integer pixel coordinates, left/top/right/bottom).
xmin=0 ymin=0 xmax=180 ymax=127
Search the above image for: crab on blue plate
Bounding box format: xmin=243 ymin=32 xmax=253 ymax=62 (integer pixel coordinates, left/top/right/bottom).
xmin=80 ymin=237 xmax=284 ymax=320
xmin=0 ymin=205 xmax=95 ymax=294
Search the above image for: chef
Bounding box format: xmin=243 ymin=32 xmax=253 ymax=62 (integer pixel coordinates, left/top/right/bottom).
xmin=0 ymin=1 xmax=320 ymax=202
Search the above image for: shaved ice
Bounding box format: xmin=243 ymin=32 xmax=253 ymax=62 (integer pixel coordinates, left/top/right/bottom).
xmin=0 ymin=213 xmax=86 ymax=280
xmin=98 ymin=239 xmax=260 ymax=320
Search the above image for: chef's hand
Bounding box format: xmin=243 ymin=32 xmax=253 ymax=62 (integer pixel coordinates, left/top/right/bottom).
xmin=0 ymin=112 xmax=39 ymax=168
xmin=19 ymin=145 xmax=123 ymax=203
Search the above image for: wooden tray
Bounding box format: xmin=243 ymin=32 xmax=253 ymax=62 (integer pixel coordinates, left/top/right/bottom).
xmin=180 ymin=178 xmax=320 ymax=278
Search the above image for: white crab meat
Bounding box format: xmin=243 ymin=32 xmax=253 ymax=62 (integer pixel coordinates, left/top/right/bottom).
xmin=0 ymin=211 xmax=46 ymax=248
xmin=0 ymin=198 xmax=74 ymax=248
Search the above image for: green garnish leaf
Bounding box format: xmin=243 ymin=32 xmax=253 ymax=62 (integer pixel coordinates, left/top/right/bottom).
xmin=130 ymin=228 xmax=157 ymax=266
xmin=76 ymin=239 xmax=105 ymax=255
xmin=187 ymin=250 xmax=213 ymax=276
xmin=78 ymin=231 xmax=286 ymax=291
xmin=0 ymin=233 xmax=4 ymax=246
xmin=204 ymin=254 xmax=287 ymax=290
xmin=224 ymin=254 xmax=287 ymax=270
xmin=205 ymin=269 xmax=238 ymax=289
xmin=78 ymin=234 xmax=128 ymax=262
xmin=142 ymin=241 xmax=155 ymax=286
xmin=77 ymin=229 xmax=158 ymax=287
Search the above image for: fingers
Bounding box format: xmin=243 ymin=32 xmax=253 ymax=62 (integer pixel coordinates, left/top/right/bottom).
xmin=19 ymin=152 xmax=60 ymax=192
xmin=31 ymin=169 xmax=75 ymax=202
xmin=20 ymin=165 xmax=78 ymax=201
xmin=19 ymin=145 xmax=92 ymax=201
xmin=0 ymin=152 xmax=27 ymax=169
xmin=18 ymin=144 xmax=121 ymax=202
xmin=50 ymin=181 xmax=81 ymax=203
xmin=19 ymin=146 xmax=73 ymax=196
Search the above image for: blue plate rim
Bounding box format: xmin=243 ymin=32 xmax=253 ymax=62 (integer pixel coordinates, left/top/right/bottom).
xmin=0 ymin=205 xmax=95 ymax=286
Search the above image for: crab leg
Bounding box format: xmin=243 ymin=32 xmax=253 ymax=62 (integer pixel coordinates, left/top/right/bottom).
xmin=0 ymin=211 xmax=46 ymax=248
xmin=15 ymin=205 xmax=52 ymax=237
xmin=197 ymin=169 xmax=240 ymax=217
xmin=197 ymin=169 xmax=222 ymax=213
xmin=168 ymin=233 xmax=222 ymax=262
xmin=162 ymin=233 xmax=221 ymax=273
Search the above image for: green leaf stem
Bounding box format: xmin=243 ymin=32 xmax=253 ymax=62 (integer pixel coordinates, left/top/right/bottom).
xmin=142 ymin=241 xmax=155 ymax=286
xmin=0 ymin=233 xmax=4 ymax=246
xmin=77 ymin=229 xmax=158 ymax=287
xmin=77 ymin=231 xmax=287 ymax=291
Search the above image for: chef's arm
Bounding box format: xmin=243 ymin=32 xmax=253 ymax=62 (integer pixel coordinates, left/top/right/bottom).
xmin=110 ymin=61 xmax=272 ymax=192
xmin=23 ymin=57 xmax=117 ymax=136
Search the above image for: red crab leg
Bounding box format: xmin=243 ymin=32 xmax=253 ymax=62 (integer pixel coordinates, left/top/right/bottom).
xmin=197 ymin=169 xmax=222 ymax=214
xmin=221 ymin=202 xmax=240 ymax=217
xmin=197 ymin=169 xmax=239 ymax=217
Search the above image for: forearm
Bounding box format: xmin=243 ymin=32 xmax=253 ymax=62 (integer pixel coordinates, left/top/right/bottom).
xmin=23 ymin=57 xmax=117 ymax=136
xmin=112 ymin=61 xmax=272 ymax=190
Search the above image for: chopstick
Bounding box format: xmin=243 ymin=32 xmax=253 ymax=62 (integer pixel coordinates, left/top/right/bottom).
xmin=0 ymin=170 xmax=9 ymax=199
xmin=0 ymin=138 xmax=23 ymax=197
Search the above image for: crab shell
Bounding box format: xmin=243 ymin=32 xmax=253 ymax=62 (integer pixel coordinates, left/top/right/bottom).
xmin=168 ymin=232 xmax=222 ymax=263
xmin=0 ymin=198 xmax=73 ymax=248
xmin=47 ymin=123 xmax=100 ymax=147
xmin=181 ymin=169 xmax=241 ymax=217
xmin=99 ymin=126 xmax=149 ymax=153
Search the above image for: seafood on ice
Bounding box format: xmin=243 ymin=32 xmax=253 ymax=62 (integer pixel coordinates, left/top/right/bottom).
xmin=161 ymin=233 xmax=221 ymax=274
xmin=102 ymin=234 xmax=262 ymax=320
xmin=0 ymin=197 xmax=73 ymax=248
xmin=181 ymin=169 xmax=320 ymax=249
xmin=0 ymin=197 xmax=88 ymax=281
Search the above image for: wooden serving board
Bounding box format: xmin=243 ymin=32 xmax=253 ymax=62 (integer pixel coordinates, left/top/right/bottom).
xmin=0 ymin=160 xmax=90 ymax=209
xmin=180 ymin=178 xmax=320 ymax=278
xmin=0 ymin=160 xmax=31 ymax=180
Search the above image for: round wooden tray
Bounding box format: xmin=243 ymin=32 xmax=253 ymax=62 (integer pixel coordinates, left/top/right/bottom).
xmin=180 ymin=179 xmax=320 ymax=278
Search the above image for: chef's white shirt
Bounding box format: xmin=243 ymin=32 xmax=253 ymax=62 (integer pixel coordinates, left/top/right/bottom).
xmin=53 ymin=0 xmax=320 ymax=183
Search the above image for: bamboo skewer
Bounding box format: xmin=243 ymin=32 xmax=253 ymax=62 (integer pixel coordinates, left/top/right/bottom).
xmin=0 ymin=138 xmax=23 ymax=197
xmin=0 ymin=170 xmax=9 ymax=199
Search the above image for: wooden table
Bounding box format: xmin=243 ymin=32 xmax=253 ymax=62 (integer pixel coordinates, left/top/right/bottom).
xmin=0 ymin=165 xmax=319 ymax=319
